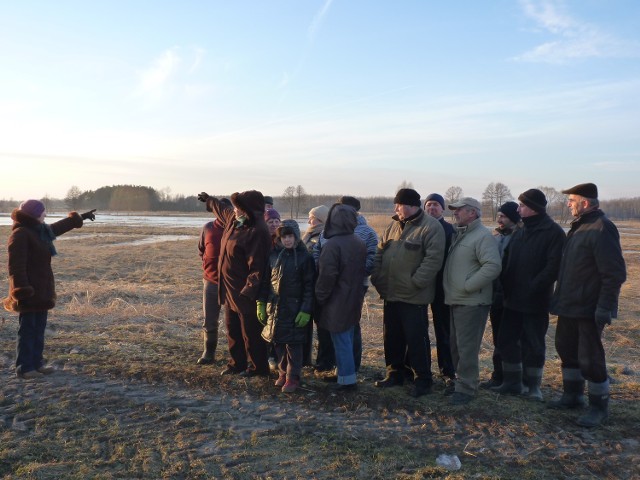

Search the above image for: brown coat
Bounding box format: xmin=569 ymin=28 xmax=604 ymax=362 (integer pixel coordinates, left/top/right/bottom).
xmin=4 ymin=209 xmax=84 ymax=313
xmin=315 ymin=204 xmax=366 ymax=333
xmin=205 ymin=191 xmax=272 ymax=314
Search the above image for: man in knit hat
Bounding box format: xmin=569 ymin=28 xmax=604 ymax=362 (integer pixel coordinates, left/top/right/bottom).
xmin=423 ymin=193 xmax=456 ymax=385
xmin=443 ymin=197 xmax=501 ymax=405
xmin=549 ymin=183 xmax=626 ymax=427
xmin=491 ymin=189 xmax=565 ymax=401
xmin=480 ymin=201 xmax=521 ymax=389
xmin=371 ymin=188 xmax=445 ymax=397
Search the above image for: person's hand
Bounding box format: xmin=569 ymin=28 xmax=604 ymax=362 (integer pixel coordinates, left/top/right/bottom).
xmin=257 ymin=301 xmax=267 ymax=325
xmin=295 ymin=311 xmax=311 ymax=327
xmin=595 ymin=307 xmax=612 ymax=330
xmin=197 ymin=192 xmax=210 ymax=203
xmin=81 ymin=209 xmax=96 ymax=221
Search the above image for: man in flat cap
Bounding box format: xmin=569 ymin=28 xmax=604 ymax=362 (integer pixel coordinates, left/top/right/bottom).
xmin=492 ymin=189 xmax=565 ymax=401
xmin=549 ymin=183 xmax=626 ymax=427
xmin=443 ymin=197 xmax=501 ymax=405
xmin=371 ymin=188 xmax=445 ymax=397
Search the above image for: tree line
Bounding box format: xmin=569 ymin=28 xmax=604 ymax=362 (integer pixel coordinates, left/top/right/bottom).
xmin=1 ymin=183 xmax=639 ymax=221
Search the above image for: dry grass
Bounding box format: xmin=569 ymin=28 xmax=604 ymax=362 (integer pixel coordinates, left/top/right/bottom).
xmin=0 ymin=220 xmax=639 ymax=479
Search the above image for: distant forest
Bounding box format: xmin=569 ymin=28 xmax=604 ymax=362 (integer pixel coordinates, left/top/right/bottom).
xmin=1 ymin=183 xmax=639 ymax=220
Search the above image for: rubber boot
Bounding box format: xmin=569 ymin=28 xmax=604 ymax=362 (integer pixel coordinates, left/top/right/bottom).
xmin=548 ymin=369 xmax=587 ymax=409
xmin=197 ymin=330 xmax=218 ymax=365
xmin=491 ymin=362 xmax=524 ymax=395
xmin=576 ymin=380 xmax=609 ymax=428
xmin=525 ymin=367 xmax=543 ymax=402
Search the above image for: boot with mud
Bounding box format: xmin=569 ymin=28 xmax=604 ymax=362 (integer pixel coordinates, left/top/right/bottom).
xmin=491 ymin=362 xmax=524 ymax=395
xmin=548 ymin=369 xmax=587 ymax=409
xmin=197 ymin=330 xmax=218 ymax=365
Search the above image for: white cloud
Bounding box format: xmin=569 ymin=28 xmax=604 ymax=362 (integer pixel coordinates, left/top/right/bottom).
xmin=516 ymin=0 xmax=640 ymax=63
xmin=135 ymin=47 xmax=182 ymax=99
xmin=308 ymin=0 xmax=334 ymax=42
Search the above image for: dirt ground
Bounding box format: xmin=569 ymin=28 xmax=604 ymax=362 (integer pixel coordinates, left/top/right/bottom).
xmin=1 ymin=221 xmax=639 ymax=479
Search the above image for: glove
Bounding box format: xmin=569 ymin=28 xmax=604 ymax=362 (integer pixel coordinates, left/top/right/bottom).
xmin=595 ymin=307 xmax=612 ymax=330
xmin=197 ymin=192 xmax=210 ymax=203
xmin=257 ymin=301 xmax=267 ymax=325
xmin=81 ymin=209 xmax=96 ymax=221
xmin=295 ymin=311 xmax=311 ymax=328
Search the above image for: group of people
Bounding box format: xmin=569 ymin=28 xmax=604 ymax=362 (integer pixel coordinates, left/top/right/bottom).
xmin=3 ymin=181 xmax=626 ymax=429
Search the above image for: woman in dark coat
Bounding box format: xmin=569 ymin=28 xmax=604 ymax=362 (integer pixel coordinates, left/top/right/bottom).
xmin=258 ymin=219 xmax=315 ymax=392
xmin=4 ymin=200 xmax=95 ymax=379
xmin=315 ymin=204 xmax=366 ymax=391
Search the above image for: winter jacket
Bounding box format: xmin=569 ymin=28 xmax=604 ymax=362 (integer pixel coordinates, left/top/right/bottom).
xmin=315 ymin=204 xmax=366 ymax=333
xmin=551 ymin=209 xmax=626 ymax=318
xmin=443 ymin=218 xmax=501 ymax=306
xmin=4 ymin=209 xmax=84 ymax=313
xmin=433 ymin=216 xmax=454 ymax=304
xmin=198 ymin=219 xmax=224 ymax=284
xmin=371 ymin=209 xmax=445 ymax=305
xmin=259 ymin=220 xmax=315 ymax=344
xmin=301 ymin=223 xmax=323 ymax=253
xmin=501 ymin=213 xmax=565 ymax=313
xmin=205 ymin=191 xmax=272 ymax=314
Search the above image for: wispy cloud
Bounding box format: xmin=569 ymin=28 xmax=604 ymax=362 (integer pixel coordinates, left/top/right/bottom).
xmin=515 ymin=0 xmax=640 ymax=63
xmin=308 ymin=0 xmax=334 ymax=42
xmin=135 ymin=47 xmax=182 ymax=99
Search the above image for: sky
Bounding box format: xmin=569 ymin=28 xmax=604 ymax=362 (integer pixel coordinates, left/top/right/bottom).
xmin=1 ymin=0 xmax=639 ymax=202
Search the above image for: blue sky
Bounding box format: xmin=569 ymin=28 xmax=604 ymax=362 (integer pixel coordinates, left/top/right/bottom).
xmin=1 ymin=0 xmax=639 ymax=202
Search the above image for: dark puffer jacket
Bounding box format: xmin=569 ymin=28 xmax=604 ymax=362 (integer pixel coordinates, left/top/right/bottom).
xmin=259 ymin=220 xmax=315 ymax=344
xmin=551 ymin=209 xmax=626 ymax=318
xmin=205 ymin=191 xmax=272 ymax=314
xmin=501 ymin=213 xmax=565 ymax=313
xmin=4 ymin=209 xmax=84 ymax=313
xmin=315 ymin=204 xmax=366 ymax=333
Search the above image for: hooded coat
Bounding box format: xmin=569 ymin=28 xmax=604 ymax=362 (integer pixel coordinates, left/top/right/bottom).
xmin=315 ymin=204 xmax=366 ymax=333
xmin=205 ymin=191 xmax=272 ymax=314
xmin=4 ymin=209 xmax=84 ymax=313
xmin=259 ymin=220 xmax=315 ymax=344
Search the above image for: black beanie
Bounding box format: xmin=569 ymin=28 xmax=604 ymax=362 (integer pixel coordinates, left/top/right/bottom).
xmin=498 ymin=201 xmax=521 ymax=223
xmin=518 ymin=189 xmax=547 ymax=214
xmin=393 ymin=188 xmax=421 ymax=207
xmin=339 ymin=195 xmax=361 ymax=211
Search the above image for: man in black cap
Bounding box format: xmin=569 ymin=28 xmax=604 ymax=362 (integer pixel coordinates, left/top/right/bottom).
xmin=549 ymin=183 xmax=626 ymax=427
xmin=480 ymin=201 xmax=521 ymax=389
xmin=423 ymin=193 xmax=456 ymax=385
xmin=491 ymin=189 xmax=565 ymax=401
xmin=371 ymin=188 xmax=445 ymax=397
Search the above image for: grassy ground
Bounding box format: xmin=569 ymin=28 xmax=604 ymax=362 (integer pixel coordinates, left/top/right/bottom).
xmin=0 ymin=219 xmax=639 ymax=479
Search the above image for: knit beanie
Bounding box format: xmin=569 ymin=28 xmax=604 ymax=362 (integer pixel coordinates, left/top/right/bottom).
xmin=498 ymin=201 xmax=521 ymax=223
xmin=309 ymin=205 xmax=329 ymax=223
xmin=393 ymin=188 xmax=421 ymax=207
xmin=339 ymin=196 xmax=361 ymax=211
xmin=424 ymin=193 xmax=445 ymax=210
xmin=264 ymin=208 xmax=281 ymax=221
xmin=19 ymin=199 xmax=46 ymax=219
xmin=518 ymin=189 xmax=547 ymax=214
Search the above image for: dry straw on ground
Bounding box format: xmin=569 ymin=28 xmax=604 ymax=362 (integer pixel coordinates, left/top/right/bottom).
xmin=0 ymin=219 xmax=639 ymax=479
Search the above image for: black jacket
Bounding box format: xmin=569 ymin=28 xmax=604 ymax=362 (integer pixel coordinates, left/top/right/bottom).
xmin=501 ymin=213 xmax=565 ymax=313
xmin=551 ymin=209 xmax=626 ymax=318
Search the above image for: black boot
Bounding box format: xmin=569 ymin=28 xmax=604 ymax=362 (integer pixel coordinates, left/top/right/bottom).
xmin=576 ymin=393 xmax=609 ymax=427
xmin=548 ymin=380 xmax=586 ymax=409
xmin=374 ymin=371 xmax=403 ymax=388
xmin=491 ymin=362 xmax=524 ymax=395
xmin=197 ymin=330 xmax=217 ymax=365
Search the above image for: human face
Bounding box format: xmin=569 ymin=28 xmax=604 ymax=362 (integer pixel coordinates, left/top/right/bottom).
xmin=567 ymin=195 xmax=588 ymax=217
xmin=266 ymin=218 xmax=281 ymax=235
xmin=424 ymin=201 xmax=443 ymax=219
xmin=281 ymin=233 xmax=296 ymax=249
xmin=517 ymin=203 xmax=537 ymax=218
xmin=496 ymin=212 xmax=515 ymax=230
xmin=234 ymin=206 xmax=247 ymax=219
xmin=38 ymin=210 xmax=47 ymax=224
xmin=395 ymin=204 xmax=418 ymax=221
xmin=453 ymin=206 xmax=476 ymax=226
xmin=308 ymin=215 xmax=322 ymax=227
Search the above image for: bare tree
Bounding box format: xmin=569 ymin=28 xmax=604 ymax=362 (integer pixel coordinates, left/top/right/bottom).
xmin=295 ymin=185 xmax=307 ymax=219
xmin=282 ymin=186 xmax=296 ymax=218
xmin=444 ymin=186 xmax=463 ymax=205
xmin=396 ymin=180 xmax=414 ymax=193
xmin=482 ymin=182 xmax=513 ymax=221
xmin=538 ymin=186 xmax=569 ymax=223
xmin=65 ymin=186 xmax=83 ymax=210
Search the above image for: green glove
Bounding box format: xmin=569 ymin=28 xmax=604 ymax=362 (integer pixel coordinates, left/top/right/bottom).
xmin=595 ymin=306 xmax=612 ymax=330
xmin=295 ymin=311 xmax=311 ymax=327
xmin=257 ymin=302 xmax=267 ymax=325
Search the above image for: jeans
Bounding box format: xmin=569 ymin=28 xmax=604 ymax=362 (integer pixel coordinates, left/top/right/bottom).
xmin=16 ymin=311 xmax=48 ymax=374
xmin=331 ymin=327 xmax=356 ymax=385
